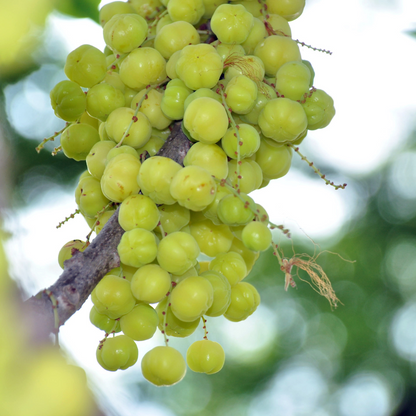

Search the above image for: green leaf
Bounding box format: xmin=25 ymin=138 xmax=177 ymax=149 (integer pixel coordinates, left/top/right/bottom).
xmin=54 ymin=0 xmax=100 ymax=23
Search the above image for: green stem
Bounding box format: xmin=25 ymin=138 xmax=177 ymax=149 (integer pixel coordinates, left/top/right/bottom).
xmin=259 ymin=0 xmax=332 ymax=55
xmin=158 ymin=220 xmax=166 ymax=238
xmin=106 ymin=53 xmax=127 ymax=71
xmin=116 ymin=79 xmax=169 ymax=148
xmin=287 ymin=143 xmax=347 ymax=190
xmin=259 ymin=0 xmax=268 ymax=20
xmin=98 ymin=318 xmax=120 ymax=351
xmin=147 ymin=8 xmax=168 ymax=33
xmin=202 ymin=316 xmax=208 ymax=340
xmin=85 ymin=202 xmax=115 ymax=243
xmin=36 ymin=124 xmax=70 ymax=153
xmin=109 ymin=319 xmax=120 ymax=337
xmin=271 ymin=242 xmax=284 ymax=267
xmin=52 ymin=145 xmax=62 ymax=156
xmin=162 ymin=293 xmax=171 ymax=347
xmin=56 ymin=208 xmax=81 ymax=229
xmin=218 ymin=83 xmax=242 ymax=191
xmin=214 ymin=177 xmax=291 ymax=237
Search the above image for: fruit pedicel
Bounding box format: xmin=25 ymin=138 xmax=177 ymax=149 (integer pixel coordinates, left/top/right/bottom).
xmin=43 ymin=0 xmax=345 ymax=386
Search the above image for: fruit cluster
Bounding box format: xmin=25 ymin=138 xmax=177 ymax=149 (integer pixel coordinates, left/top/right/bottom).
xmin=50 ymin=0 xmax=336 ymax=386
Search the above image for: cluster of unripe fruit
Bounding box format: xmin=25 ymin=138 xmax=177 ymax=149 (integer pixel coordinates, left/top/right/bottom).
xmin=52 ymin=0 xmax=335 ymax=386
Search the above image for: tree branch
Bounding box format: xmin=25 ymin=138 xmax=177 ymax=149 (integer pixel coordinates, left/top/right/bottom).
xmin=24 ymin=124 xmax=192 ymax=338
xmin=155 ymin=121 xmax=193 ymax=164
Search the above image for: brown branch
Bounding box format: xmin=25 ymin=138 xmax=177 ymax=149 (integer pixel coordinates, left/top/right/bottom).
xmin=156 ymin=121 xmax=193 ymax=164
xmin=24 ymin=123 xmax=192 ymax=339
xmin=24 ymin=207 xmax=124 ymax=339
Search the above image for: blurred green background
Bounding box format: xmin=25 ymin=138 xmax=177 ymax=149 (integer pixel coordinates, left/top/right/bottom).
xmin=1 ymin=1 xmax=416 ymax=415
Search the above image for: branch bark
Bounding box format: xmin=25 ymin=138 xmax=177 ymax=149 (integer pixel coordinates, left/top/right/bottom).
xmin=24 ymin=124 xmax=192 ymax=338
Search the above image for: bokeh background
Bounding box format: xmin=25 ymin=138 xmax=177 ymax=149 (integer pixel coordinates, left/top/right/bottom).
xmin=1 ymin=0 xmax=416 ymax=415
